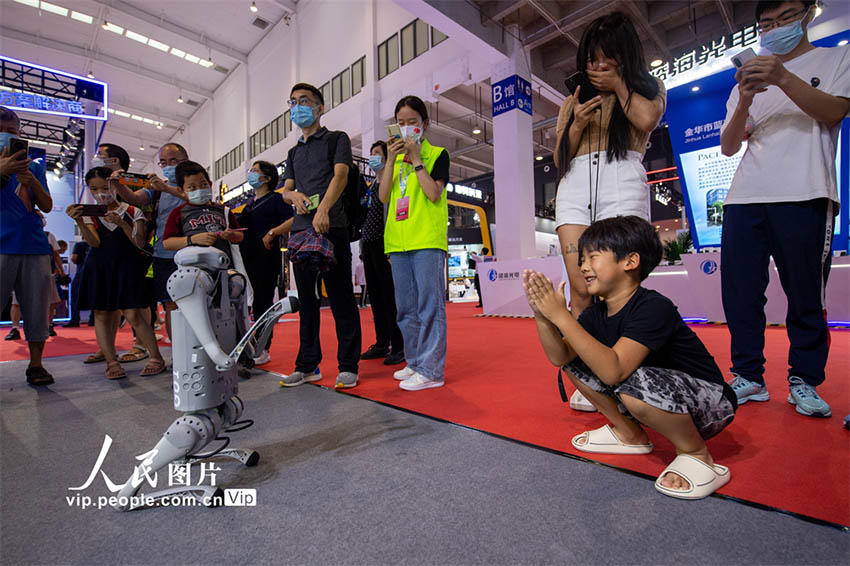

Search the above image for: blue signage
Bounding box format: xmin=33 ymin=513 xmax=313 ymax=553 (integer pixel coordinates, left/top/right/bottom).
xmin=0 ymin=55 xmax=108 ymax=121
xmin=491 ymin=75 xmax=532 ymax=117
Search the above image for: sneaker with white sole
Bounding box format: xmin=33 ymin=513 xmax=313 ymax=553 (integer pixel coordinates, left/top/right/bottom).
xmin=787 ymin=376 xmax=831 ymax=418
xmin=399 ymin=372 xmax=444 ymax=391
xmin=280 ymin=368 xmax=322 ymax=387
xmin=253 ymin=350 xmax=271 ymax=366
xmin=335 ymin=371 xmax=358 ymax=389
xmin=394 ymin=365 xmax=416 ymax=381
xmin=729 ymin=374 xmax=769 ymax=404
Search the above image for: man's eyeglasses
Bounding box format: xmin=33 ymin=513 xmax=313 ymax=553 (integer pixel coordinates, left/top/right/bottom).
xmin=158 ymin=158 xmax=184 ymax=168
xmin=287 ymin=96 xmax=317 ymax=108
xmin=757 ymin=7 xmax=809 ymax=33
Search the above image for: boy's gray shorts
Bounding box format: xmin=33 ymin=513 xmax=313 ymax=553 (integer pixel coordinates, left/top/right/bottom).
xmin=565 ymin=360 xmax=735 ymax=439
xmin=0 ymin=254 xmax=51 ymax=342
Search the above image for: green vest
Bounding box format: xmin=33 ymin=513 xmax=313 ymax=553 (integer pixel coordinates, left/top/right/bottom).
xmin=383 ymin=139 xmax=448 ymax=254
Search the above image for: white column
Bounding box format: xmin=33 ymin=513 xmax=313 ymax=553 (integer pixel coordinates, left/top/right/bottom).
xmin=491 ymin=46 xmax=535 ymax=260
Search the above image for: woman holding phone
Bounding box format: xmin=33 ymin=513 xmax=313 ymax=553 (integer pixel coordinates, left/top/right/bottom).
xmin=66 ymin=167 xmax=166 ymax=380
xmin=554 ymin=11 xmax=666 ymax=318
xmin=378 ymin=96 xmax=451 ymax=392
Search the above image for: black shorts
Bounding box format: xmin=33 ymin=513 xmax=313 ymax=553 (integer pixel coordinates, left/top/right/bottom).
xmin=565 ymin=360 xmax=736 ymax=440
xmin=152 ymin=256 xmax=178 ymax=303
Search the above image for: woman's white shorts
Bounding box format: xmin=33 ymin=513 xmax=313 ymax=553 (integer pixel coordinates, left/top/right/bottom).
xmin=555 ymin=150 xmax=649 ymax=228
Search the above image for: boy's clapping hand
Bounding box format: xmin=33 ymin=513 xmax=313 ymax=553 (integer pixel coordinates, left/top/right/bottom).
xmin=522 ymin=270 xmax=544 ymax=316
xmin=525 ymin=270 xmax=571 ymax=325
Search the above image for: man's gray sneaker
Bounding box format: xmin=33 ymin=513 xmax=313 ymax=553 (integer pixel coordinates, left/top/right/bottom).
xmin=729 ymin=374 xmax=770 ymax=404
xmin=335 ymin=372 xmax=358 ymax=389
xmin=279 ymin=368 xmax=322 ymax=387
xmin=787 ymin=376 xmax=831 ymax=418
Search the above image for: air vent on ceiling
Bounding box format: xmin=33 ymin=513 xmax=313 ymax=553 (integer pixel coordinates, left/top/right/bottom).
xmin=252 ymin=17 xmax=270 ymax=30
xmin=214 ymin=65 xmax=230 ymax=74
xmin=186 ymin=99 xmax=200 ymax=107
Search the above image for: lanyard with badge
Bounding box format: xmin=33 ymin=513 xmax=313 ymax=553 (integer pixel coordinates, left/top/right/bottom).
xmin=396 ymin=161 xmax=415 ymax=222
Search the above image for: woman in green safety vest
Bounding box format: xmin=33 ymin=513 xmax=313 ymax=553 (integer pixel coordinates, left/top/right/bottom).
xmin=378 ymin=95 xmax=451 ymax=392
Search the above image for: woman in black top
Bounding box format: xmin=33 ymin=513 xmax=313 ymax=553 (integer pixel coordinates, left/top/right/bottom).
xmin=238 ymin=160 xmax=294 ymax=365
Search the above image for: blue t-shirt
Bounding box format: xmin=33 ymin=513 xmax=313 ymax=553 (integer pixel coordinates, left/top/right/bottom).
xmin=143 ymin=189 xmax=185 ymax=259
xmin=0 ymin=160 xmax=51 ymax=255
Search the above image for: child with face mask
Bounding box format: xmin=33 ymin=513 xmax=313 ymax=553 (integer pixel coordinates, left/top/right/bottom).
xmin=161 ymin=160 xmax=243 ymax=258
xmin=66 ymin=167 xmax=166 ymax=380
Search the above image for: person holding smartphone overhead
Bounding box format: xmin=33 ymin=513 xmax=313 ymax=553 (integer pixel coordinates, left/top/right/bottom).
xmin=553 ymin=12 xmax=666 ymax=411
xmin=379 ymin=96 xmax=451 ymax=391
xmin=719 ymin=0 xmax=849 ymax=418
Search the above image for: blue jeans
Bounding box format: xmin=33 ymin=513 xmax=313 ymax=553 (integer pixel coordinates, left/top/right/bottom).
xmin=390 ymin=249 xmax=447 ymax=381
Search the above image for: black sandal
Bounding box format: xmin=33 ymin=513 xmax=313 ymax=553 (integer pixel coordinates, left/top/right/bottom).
xmin=25 ymin=366 xmax=54 ymax=386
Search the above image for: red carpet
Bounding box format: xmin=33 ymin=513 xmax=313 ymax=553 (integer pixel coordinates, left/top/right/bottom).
xmin=0 ymin=325 xmax=141 ymax=362
xmin=4 ymin=305 xmax=847 ymax=526
xmin=264 ymin=303 xmax=849 ymax=527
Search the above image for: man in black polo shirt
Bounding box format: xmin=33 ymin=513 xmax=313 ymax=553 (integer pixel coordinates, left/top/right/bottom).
xmin=279 ymin=83 xmax=361 ymax=389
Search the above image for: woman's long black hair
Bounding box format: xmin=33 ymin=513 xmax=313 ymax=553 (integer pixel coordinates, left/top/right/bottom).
xmin=557 ymin=12 xmax=659 ymax=181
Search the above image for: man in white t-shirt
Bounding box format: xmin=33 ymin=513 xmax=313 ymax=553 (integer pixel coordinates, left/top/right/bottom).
xmin=719 ymin=0 xmax=849 ymax=418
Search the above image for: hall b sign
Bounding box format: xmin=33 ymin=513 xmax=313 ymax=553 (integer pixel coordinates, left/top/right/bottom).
xmin=492 ymin=75 xmax=532 ymax=117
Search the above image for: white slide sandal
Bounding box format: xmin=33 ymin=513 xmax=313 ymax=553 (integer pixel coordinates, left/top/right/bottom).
xmin=654 ymin=454 xmax=731 ymax=500
xmin=571 ymin=424 xmax=654 ymax=455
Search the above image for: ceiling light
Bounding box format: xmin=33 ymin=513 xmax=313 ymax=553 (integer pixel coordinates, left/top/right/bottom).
xmin=87 ymin=70 xmax=94 ymax=79
xmin=156 ymin=122 xmax=163 ymax=129
xmin=13 ymin=0 xmax=40 ymax=7
xmin=115 ymin=110 xmax=130 ymax=118
xmin=472 ymin=127 xmax=481 ymax=135
xmin=40 ymin=1 xmax=68 ymax=16
xmin=184 ymin=53 xmax=201 ymax=64
xmin=139 ymin=144 xmax=145 ymax=151
xmin=142 ymin=117 xmax=154 ymax=124
xmin=691 ymin=86 xmax=700 ymax=92
xmin=102 ymin=21 xmax=124 ymax=34
xmin=199 ymin=58 xmax=214 ymax=68
xmin=170 ymin=47 xmax=187 ymax=58
xmin=839 ymin=40 xmax=849 ymax=47
xmin=131 ymin=114 xmax=144 ymax=121
xmin=148 ymin=39 xmax=170 ymax=52
xmin=250 ymin=2 xmax=258 ymax=12
xmin=177 ymin=94 xmax=184 ymax=103
xmin=71 ymin=10 xmax=93 ymax=24
xmin=130 ymin=158 xmax=135 ymax=162
xmin=650 ymin=59 xmax=663 ymax=68
xmin=125 ymin=30 xmax=149 ymax=45
xmin=535 ymin=155 xmax=543 ymax=161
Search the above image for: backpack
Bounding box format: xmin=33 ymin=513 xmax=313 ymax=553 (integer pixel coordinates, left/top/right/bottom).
xmin=287 ymin=130 xmax=368 ymax=242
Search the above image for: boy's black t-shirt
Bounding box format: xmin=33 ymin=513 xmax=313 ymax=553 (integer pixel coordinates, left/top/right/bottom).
xmin=576 ymin=286 xmax=737 ymax=408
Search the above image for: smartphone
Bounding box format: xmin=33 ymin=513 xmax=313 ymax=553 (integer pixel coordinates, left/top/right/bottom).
xmin=564 ymin=71 xmax=599 ymax=104
xmin=117 ymin=172 xmax=151 ymax=188
xmin=385 ymin=124 xmax=402 ymax=140
xmin=307 ymin=194 xmax=320 ymax=211
xmin=9 ymin=137 xmax=28 ymax=160
xmin=77 ymin=204 xmax=108 ymax=216
xmin=731 ymin=48 xmax=767 ymax=89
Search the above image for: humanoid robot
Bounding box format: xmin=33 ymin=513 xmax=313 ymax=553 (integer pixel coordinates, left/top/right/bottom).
xmin=114 ymin=247 xmax=298 ymax=510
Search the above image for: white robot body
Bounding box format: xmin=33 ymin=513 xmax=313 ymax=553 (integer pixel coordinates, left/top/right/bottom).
xmin=114 ymin=247 xmax=298 ymax=510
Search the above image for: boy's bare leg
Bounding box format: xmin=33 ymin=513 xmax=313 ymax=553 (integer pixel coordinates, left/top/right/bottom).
xmin=564 ymin=370 xmax=649 ymax=446
xmin=619 ymin=393 xmax=713 ymax=491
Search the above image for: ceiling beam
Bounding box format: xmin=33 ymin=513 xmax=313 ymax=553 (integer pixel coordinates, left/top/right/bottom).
xmin=0 ymin=26 xmax=215 ymax=99
xmin=94 ymin=0 xmax=248 ymax=63
xmin=715 ymin=0 xmax=736 ymax=34
xmin=108 ymin=100 xmax=189 ymax=126
xmin=621 ymin=1 xmax=671 ymax=59
xmin=522 ymin=0 xmax=613 ymax=51
xmin=481 ymin=0 xmax=528 ymax=23
xmin=272 ymin=0 xmax=297 ymax=13
xmin=526 ymin=0 xmax=579 ymax=46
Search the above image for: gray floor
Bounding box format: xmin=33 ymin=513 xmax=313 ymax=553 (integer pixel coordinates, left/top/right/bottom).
xmin=1 ymin=353 xmax=847 ymax=566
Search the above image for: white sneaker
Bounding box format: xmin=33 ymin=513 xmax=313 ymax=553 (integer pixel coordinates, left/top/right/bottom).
xmin=253 ymin=350 xmax=271 ymax=366
xmin=394 ymin=365 xmax=416 ymax=381
xmin=569 ymin=390 xmax=597 ymax=412
xmin=400 ymin=372 xmax=444 ymax=391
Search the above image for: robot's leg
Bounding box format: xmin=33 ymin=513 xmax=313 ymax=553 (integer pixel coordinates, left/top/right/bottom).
xmin=114 ymin=413 xmax=218 ymax=511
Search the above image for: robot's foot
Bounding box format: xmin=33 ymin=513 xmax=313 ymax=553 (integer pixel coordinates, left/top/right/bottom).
xmin=220 ymin=448 xmax=259 ymax=466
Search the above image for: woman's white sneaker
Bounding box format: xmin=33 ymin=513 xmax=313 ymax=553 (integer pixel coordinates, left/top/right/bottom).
xmin=393 ymin=366 xmax=416 ymax=381
xmin=399 ymin=373 xmax=444 ymax=391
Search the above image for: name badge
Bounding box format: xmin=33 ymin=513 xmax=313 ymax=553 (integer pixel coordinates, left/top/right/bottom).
xmin=395 ymin=196 xmax=410 ymax=221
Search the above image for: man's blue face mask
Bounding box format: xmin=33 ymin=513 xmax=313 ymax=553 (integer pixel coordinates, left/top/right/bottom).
xmin=290 ymin=105 xmax=316 ymax=129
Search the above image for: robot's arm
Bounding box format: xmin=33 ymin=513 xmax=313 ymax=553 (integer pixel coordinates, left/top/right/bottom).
xmin=168 ymin=249 xmax=235 ymax=370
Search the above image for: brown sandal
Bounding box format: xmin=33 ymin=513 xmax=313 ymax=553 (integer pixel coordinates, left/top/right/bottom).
xmin=140 ymin=358 xmax=167 ymax=377
xmin=118 ymin=346 xmax=149 ymax=363
xmin=84 ymin=351 xmax=106 ymax=364
xmin=105 ymin=361 xmax=127 ymax=380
